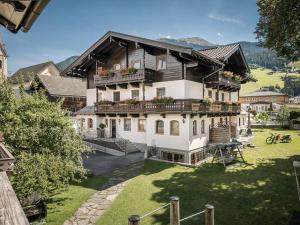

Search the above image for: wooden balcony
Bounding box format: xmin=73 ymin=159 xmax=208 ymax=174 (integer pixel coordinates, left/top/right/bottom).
xmin=206 ymin=74 xmax=241 ymax=91
xmin=94 ymin=68 xmax=155 ymax=87
xmin=95 ymin=100 xmax=241 ymax=115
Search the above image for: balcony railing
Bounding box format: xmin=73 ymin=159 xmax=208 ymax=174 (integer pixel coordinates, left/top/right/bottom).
xmin=206 ymin=73 xmax=241 ymax=91
xmin=95 ymin=99 xmax=241 ymax=115
xmin=94 ymin=68 xmax=155 ymax=86
xmin=0 ymin=143 xmax=15 ymax=172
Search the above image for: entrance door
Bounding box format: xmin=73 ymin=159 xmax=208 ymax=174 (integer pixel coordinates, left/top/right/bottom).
xmin=110 ymin=119 xmax=116 ymax=138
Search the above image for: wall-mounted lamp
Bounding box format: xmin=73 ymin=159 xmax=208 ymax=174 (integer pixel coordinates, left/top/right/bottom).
xmin=182 ymin=119 xmax=185 ymax=124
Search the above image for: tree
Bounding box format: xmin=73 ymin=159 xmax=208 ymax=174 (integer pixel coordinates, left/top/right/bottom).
xmin=255 ymin=0 xmax=300 ymax=61
xmin=255 ymin=112 xmax=270 ymax=128
xmin=276 ymin=105 xmax=290 ymax=127
xmin=0 ymin=81 xmax=91 ymax=199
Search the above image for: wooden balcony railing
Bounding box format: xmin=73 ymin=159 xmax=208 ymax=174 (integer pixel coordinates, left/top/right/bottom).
xmin=0 ymin=143 xmax=15 ymax=172
xmin=206 ymin=74 xmax=241 ymax=91
xmin=95 ymin=100 xmax=241 ymax=115
xmin=94 ymin=68 xmax=155 ymax=86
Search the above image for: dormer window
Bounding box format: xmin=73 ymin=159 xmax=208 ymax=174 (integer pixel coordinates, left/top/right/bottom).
xmin=157 ymin=55 xmax=167 ymax=70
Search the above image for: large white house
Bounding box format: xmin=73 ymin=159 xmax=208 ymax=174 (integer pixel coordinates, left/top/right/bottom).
xmin=63 ymin=31 xmax=254 ymax=165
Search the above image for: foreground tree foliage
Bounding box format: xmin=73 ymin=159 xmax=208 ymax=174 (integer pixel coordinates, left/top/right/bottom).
xmin=0 ymin=81 xmax=91 ymax=199
xmin=255 ymin=0 xmax=300 ymax=61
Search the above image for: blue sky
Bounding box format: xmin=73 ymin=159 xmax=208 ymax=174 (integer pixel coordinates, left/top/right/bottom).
xmin=1 ymin=0 xmax=259 ymax=74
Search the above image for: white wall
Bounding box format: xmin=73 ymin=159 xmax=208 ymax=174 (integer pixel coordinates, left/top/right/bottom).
xmin=87 ymin=88 xmax=97 ymax=106
xmin=76 ymin=114 xmax=99 ymax=138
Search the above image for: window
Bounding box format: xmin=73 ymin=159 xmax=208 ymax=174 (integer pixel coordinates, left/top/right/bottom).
xmin=131 ymin=60 xmax=141 ymax=69
xmin=239 ymin=118 xmax=241 ymax=126
xmin=88 ymin=118 xmax=93 ymax=129
xmin=192 ymin=120 xmax=197 ymax=135
xmin=156 ymin=120 xmax=164 ymax=134
xmin=113 ymin=91 xmax=120 ymax=102
xmin=124 ymin=118 xmax=131 ymax=131
xmin=215 ymin=92 xmax=219 ymax=101
xmin=211 ymin=118 xmax=215 ymax=127
xmin=201 ymin=120 xmax=205 ymax=134
xmin=220 ymin=117 xmax=223 ymax=124
xmin=243 ymin=118 xmax=245 ymax=125
xmin=131 ymin=90 xmax=139 ymax=100
xmin=114 ymin=64 xmax=121 ymax=71
xmin=170 ymin=120 xmax=179 ymax=136
xmin=221 ymin=93 xmax=225 ymax=101
xmin=225 ymin=117 xmax=228 ymax=125
xmin=208 ymin=90 xmax=212 ymax=98
xmin=138 ymin=119 xmax=146 ymax=132
xmin=157 ymin=55 xmax=167 ymax=70
xmin=156 ymin=87 xmax=166 ymax=98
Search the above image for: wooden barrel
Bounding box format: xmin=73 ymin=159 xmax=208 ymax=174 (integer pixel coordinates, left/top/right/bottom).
xmin=209 ymin=127 xmax=230 ymax=143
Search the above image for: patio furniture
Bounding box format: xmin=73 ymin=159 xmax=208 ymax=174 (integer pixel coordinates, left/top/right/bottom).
xmin=211 ymin=141 xmax=245 ymax=167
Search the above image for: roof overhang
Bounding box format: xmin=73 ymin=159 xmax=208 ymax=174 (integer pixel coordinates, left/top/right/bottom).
xmin=0 ymin=0 xmax=50 ymax=33
xmin=62 ymin=31 xmax=223 ymax=76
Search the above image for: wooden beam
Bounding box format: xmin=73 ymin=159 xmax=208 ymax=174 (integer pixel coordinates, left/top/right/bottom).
xmin=0 ymin=172 xmax=29 ymax=225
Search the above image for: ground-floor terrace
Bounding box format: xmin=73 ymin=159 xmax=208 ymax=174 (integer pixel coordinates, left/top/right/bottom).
xmin=76 ymin=110 xmax=248 ymax=165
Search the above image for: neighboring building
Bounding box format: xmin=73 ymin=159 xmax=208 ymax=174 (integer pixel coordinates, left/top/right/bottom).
xmin=0 ymin=36 xmax=8 ymax=81
xmin=240 ymin=91 xmax=289 ymax=105
xmin=249 ymin=101 xmax=281 ymax=113
xmin=10 ymin=61 xmax=86 ymax=113
xmin=33 ymin=74 xmax=86 ymax=113
xmin=10 ymin=61 xmax=60 ymax=89
xmin=290 ymin=95 xmax=300 ymax=104
xmin=62 ymin=31 xmax=254 ymax=165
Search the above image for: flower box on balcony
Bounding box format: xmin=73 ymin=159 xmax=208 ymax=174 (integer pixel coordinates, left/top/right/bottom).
xmin=98 ymin=100 xmax=114 ymax=107
xmin=120 ymin=67 xmax=138 ymax=76
xmin=152 ymin=97 xmax=174 ymax=104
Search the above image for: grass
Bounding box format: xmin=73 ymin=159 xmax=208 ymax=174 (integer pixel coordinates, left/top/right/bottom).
xmin=241 ymin=68 xmax=286 ymax=95
xmin=96 ymin=129 xmax=300 ymax=225
xmin=46 ymin=176 xmax=107 ymax=225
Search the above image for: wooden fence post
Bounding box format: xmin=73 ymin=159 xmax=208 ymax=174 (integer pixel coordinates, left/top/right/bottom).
xmin=170 ymin=196 xmax=180 ymax=225
xmin=128 ymin=215 xmax=140 ymax=225
xmin=205 ymin=204 xmax=214 ymax=225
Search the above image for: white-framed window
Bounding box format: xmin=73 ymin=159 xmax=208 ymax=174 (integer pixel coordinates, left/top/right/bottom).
xmin=124 ymin=118 xmax=131 ymax=131
xmin=208 ymin=90 xmax=212 ymax=98
xmin=131 ymin=90 xmax=139 ymax=100
xmin=131 ymin=60 xmax=141 ymax=69
xmin=211 ymin=118 xmax=215 ymax=127
xmin=192 ymin=120 xmax=197 ymax=136
xmin=201 ymin=120 xmax=205 ymax=134
xmin=221 ymin=93 xmax=225 ymax=101
xmin=156 ymin=120 xmax=164 ymax=134
xmin=157 ymin=55 xmax=167 ymax=70
xmin=138 ymin=119 xmax=146 ymax=132
xmin=113 ymin=91 xmax=120 ymax=102
xmin=156 ymin=87 xmax=166 ymax=98
xmin=170 ymin=120 xmax=179 ymax=136
xmin=114 ymin=64 xmax=121 ymax=71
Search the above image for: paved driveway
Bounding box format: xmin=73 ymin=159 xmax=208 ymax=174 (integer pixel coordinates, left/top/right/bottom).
xmin=83 ymin=151 xmax=144 ymax=176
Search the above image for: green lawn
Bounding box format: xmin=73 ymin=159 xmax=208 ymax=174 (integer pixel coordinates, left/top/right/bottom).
xmin=46 ymin=176 xmax=107 ymax=225
xmin=241 ymin=68 xmax=286 ymax=95
xmin=96 ymin=129 xmax=300 ymax=225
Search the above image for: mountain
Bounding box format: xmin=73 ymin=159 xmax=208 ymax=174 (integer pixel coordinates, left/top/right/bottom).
xmin=159 ymin=38 xmax=287 ymax=69
xmin=56 ymin=56 xmax=79 ymax=72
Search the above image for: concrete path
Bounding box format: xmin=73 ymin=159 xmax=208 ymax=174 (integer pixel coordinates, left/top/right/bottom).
xmin=63 ymin=160 xmax=144 ymax=225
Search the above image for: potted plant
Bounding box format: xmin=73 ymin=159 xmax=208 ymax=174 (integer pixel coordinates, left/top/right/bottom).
xmin=97 ymin=123 xmax=106 ymax=138
xmin=152 ymin=97 xmax=174 ymax=104
xmin=126 ymin=98 xmax=139 ymax=106
xmin=221 ymin=101 xmax=229 ymax=111
xmin=223 ymin=71 xmax=233 ymax=79
xmin=98 ymin=100 xmax=114 ymax=106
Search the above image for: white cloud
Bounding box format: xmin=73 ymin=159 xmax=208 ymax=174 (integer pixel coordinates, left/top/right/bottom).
xmin=217 ymin=32 xmax=224 ymax=38
xmin=208 ymin=13 xmax=241 ymax=24
xmin=165 ymin=35 xmax=171 ymax=39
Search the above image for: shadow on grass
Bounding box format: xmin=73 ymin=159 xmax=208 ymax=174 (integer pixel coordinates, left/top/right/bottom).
xmin=141 ymin=155 xmax=300 ymax=225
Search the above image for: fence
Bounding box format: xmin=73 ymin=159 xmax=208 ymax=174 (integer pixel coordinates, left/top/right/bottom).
xmin=128 ymin=196 xmax=214 ymax=225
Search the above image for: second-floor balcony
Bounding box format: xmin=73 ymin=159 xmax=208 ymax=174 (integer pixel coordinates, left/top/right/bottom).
xmin=94 ymin=68 xmax=155 ymax=87
xmin=95 ymin=99 xmax=241 ymax=115
xmin=206 ymin=71 xmax=241 ymax=91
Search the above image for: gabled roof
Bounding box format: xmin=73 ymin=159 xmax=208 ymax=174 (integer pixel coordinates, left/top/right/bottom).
xmin=198 ymin=44 xmax=250 ymax=72
xmin=62 ymin=31 xmax=223 ymax=76
xmin=36 ymin=74 xmax=86 ymax=98
xmin=10 ymin=61 xmax=56 ymax=84
xmin=241 ymin=91 xmax=288 ymax=97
